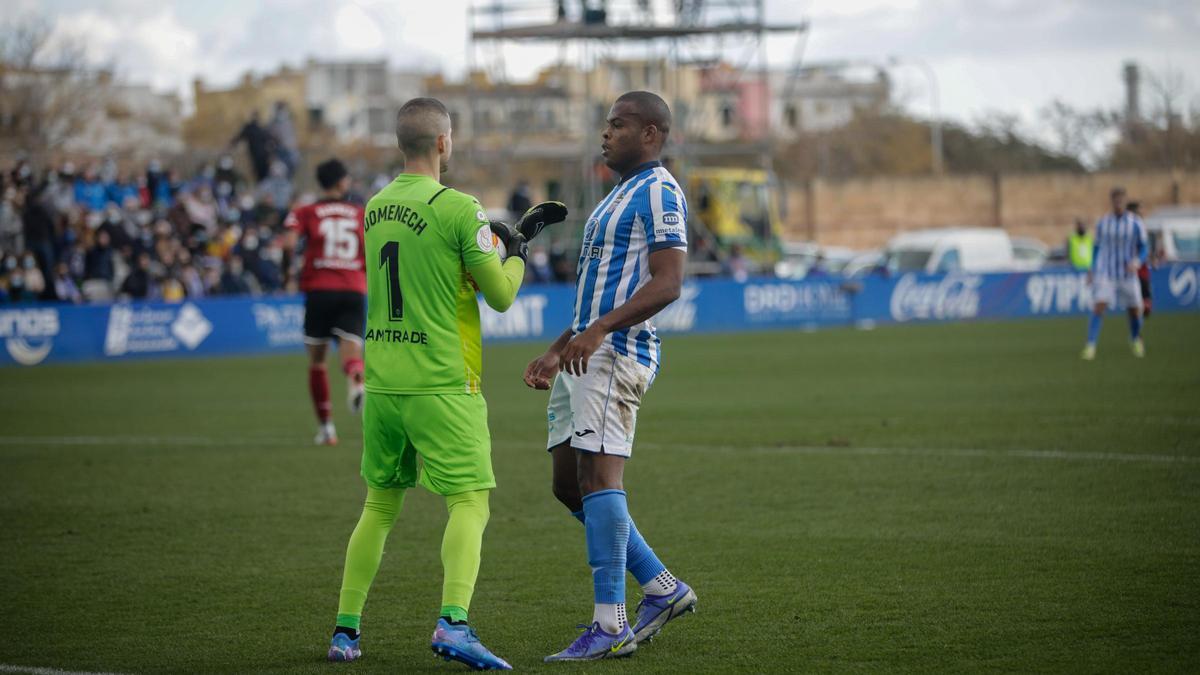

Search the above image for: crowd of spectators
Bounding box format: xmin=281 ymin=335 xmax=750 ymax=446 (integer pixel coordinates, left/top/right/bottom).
xmin=0 ymin=153 xmax=306 ymax=305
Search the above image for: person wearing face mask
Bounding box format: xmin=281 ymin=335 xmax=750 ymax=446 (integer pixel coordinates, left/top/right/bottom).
xmin=3 ymin=255 xmax=24 ymax=302
xmin=53 ymin=261 xmax=82 ymax=304
xmin=20 ymin=252 xmax=45 ymax=297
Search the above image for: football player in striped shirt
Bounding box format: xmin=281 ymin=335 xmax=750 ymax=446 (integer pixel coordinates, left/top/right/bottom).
xmin=1082 ymin=186 xmax=1148 ymax=360
xmin=524 ymin=91 xmax=698 ymax=662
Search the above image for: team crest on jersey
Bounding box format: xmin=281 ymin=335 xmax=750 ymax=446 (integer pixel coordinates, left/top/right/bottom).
xmin=476 ymin=225 xmax=495 ymax=253
xmin=605 ymin=192 xmax=626 ymax=215
xmin=583 ymin=217 xmax=599 ymax=244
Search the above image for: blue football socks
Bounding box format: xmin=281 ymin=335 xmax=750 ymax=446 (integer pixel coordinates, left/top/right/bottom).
xmin=1129 ymin=314 xmax=1142 ymax=340
xmin=572 ymin=509 xmax=666 ymax=586
xmin=1086 ymin=313 xmax=1102 ymax=345
xmin=582 ymin=489 xmax=631 ymax=605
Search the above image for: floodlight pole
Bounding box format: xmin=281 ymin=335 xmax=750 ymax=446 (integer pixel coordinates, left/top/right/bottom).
xmin=889 ymin=56 xmax=943 ymax=175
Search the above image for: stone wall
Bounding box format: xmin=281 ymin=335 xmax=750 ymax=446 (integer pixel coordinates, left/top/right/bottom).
xmin=783 ymin=170 xmax=1200 ymax=249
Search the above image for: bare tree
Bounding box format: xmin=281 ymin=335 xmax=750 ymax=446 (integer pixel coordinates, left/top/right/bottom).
xmin=0 ymin=16 xmax=109 ymax=162
xmin=1039 ymin=99 xmax=1116 ymax=170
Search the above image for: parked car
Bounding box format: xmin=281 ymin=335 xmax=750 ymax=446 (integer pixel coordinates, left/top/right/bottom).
xmin=773 ymin=241 xmax=855 ymax=279
xmin=842 ymin=249 xmax=885 ymax=278
xmin=1010 ymin=237 xmax=1049 ymax=271
xmin=1144 ymin=206 xmax=1200 ymax=261
xmin=882 ymin=228 xmax=1017 ymax=275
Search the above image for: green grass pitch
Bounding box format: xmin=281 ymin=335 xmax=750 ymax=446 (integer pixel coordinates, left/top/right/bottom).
xmin=1 ymin=315 xmax=1198 ymax=673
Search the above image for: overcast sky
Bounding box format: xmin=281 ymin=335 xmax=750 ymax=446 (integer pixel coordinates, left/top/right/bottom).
xmin=15 ymin=0 xmax=1200 ymax=133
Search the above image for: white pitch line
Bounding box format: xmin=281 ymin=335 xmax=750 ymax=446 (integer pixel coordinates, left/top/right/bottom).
xmin=632 ymin=441 xmax=1200 ymax=465
xmin=0 ymin=436 xmax=299 ymax=447
xmin=1 ymin=436 xmax=1196 ymax=465
xmin=0 ymin=665 xmax=125 ymax=675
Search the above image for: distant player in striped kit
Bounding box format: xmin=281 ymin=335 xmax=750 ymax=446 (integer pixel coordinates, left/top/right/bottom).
xmin=523 ymin=91 xmax=697 ymax=662
xmin=1082 ymin=186 xmax=1148 ymax=360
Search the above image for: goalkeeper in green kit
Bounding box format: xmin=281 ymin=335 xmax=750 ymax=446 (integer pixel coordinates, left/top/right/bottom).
xmin=325 ymin=97 xmax=567 ymax=670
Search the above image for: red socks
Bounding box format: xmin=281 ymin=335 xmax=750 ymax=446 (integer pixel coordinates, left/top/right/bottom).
xmin=309 ymin=364 xmax=332 ymax=423
xmin=342 ymin=357 xmax=365 ymax=385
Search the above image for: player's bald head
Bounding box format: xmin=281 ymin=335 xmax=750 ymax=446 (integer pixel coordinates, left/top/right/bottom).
xmin=615 ymin=90 xmax=671 ymax=140
xmin=396 ymin=97 xmax=451 ymax=156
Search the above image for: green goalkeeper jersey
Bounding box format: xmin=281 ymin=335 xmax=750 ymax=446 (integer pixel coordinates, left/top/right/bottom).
xmin=363 ymin=174 xmax=525 ymax=395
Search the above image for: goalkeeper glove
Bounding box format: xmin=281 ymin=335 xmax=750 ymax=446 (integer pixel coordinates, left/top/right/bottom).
xmin=515 ymin=201 xmax=568 ymax=241
xmin=489 ymin=221 xmax=528 ymax=263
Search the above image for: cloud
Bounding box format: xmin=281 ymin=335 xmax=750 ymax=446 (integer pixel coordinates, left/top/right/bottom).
xmin=27 ymin=0 xmax=1200 ymax=128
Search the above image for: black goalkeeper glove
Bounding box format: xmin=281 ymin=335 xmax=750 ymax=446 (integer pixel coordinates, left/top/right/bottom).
xmin=515 ymin=201 xmax=568 ymax=241
xmin=489 ymin=221 xmax=528 ymax=263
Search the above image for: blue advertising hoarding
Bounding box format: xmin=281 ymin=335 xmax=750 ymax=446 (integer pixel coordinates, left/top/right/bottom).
xmin=2 ymin=264 xmax=1198 ymax=366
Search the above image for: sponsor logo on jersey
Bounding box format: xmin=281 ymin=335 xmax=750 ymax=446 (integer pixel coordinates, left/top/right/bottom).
xmin=476 ymin=209 xmax=488 ymax=222
xmin=654 ymin=211 xmax=686 ymax=238
xmin=0 ymin=307 xmax=58 ymax=366
xmin=476 ymin=225 xmax=495 ymax=253
xmin=605 ymin=193 xmax=625 ymax=215
xmin=889 ymin=274 xmax=981 ymax=321
xmin=583 ymin=217 xmax=599 ymax=244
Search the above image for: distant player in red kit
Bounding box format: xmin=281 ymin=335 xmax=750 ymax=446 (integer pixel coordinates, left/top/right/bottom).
xmin=283 ymin=158 xmax=367 ymax=445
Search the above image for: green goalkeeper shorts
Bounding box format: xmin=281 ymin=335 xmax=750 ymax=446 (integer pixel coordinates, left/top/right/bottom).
xmin=361 ymin=392 xmax=496 ymax=495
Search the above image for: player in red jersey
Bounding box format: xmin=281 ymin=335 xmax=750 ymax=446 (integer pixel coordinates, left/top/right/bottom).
xmin=283 ymin=158 xmax=367 ymax=445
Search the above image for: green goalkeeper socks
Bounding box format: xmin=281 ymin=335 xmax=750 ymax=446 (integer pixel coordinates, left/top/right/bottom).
xmin=334 ymin=487 xmax=490 ymax=630
xmin=336 ymin=486 xmax=406 ymax=630
xmin=439 ymin=489 xmax=491 ymax=624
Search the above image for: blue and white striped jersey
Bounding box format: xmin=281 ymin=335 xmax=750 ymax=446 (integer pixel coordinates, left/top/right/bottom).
xmin=1093 ymin=211 xmax=1147 ymax=280
xmin=572 ymin=161 xmax=688 ymax=373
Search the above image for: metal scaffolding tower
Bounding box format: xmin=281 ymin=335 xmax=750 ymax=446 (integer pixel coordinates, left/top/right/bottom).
xmin=466 ymin=0 xmax=806 ymax=215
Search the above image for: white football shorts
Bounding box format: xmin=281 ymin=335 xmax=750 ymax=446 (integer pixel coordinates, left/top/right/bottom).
xmin=546 ymin=343 xmax=655 ymax=458
xmin=1091 ymin=275 xmax=1142 ymax=310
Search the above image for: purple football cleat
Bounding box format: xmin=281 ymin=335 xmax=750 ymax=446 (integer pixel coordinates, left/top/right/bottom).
xmin=632 ymin=580 xmax=697 ymax=644
xmin=544 ymin=622 xmax=637 ymax=662
xmin=327 ymin=631 xmax=361 ymax=662
xmin=430 ymin=618 xmax=512 ymax=671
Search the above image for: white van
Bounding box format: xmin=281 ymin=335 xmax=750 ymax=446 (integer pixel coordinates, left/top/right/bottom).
xmin=882 ymin=228 xmax=1017 ymax=275
xmin=1144 ymin=206 xmax=1200 ymax=261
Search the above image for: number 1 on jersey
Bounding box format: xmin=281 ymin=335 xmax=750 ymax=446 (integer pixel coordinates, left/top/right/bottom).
xmin=379 ymin=241 xmax=403 ymax=321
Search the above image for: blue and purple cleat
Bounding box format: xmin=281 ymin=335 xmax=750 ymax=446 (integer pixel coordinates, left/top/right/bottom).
xmin=431 ymin=618 xmax=512 ymax=671
xmin=544 ymin=622 xmax=637 ymax=662
xmin=632 ymin=580 xmax=697 ymax=644
xmin=327 ymin=631 xmax=362 ymax=662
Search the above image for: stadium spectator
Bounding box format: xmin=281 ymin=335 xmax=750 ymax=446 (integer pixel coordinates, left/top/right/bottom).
xmin=269 ymin=101 xmax=300 ymax=178
xmin=53 ymin=261 xmax=82 ymax=304
xmin=20 ymin=251 xmax=45 ymax=298
xmin=219 ymin=254 xmax=259 ymax=295
xmin=724 ymin=242 xmax=749 ymax=282
xmin=84 ymin=229 xmax=116 ymax=283
xmin=228 ymin=111 xmax=275 ymax=183
xmin=0 ymin=186 xmax=22 ymax=253
xmin=508 ymin=179 xmax=532 ymax=220
xmin=74 ymin=167 xmax=108 ymax=212
xmin=527 ymin=245 xmax=554 ymax=283
xmin=22 ymin=185 xmax=57 ymax=298
xmin=119 ymin=251 xmax=154 ymax=299
xmin=256 ymin=161 xmax=294 ymax=217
